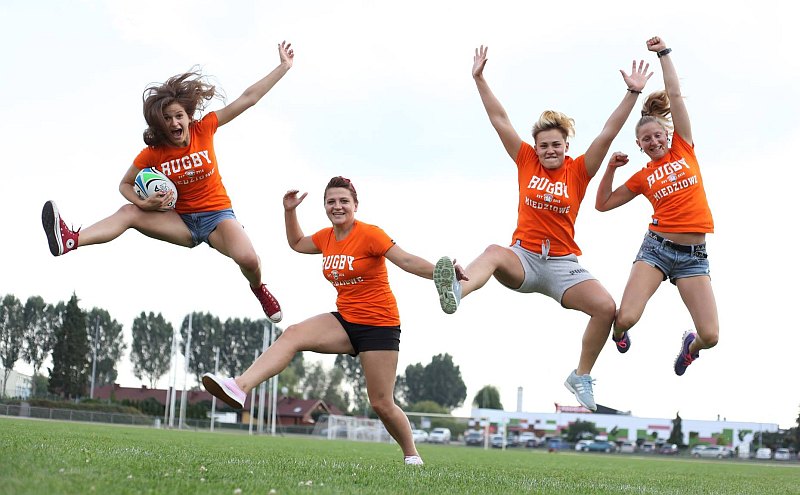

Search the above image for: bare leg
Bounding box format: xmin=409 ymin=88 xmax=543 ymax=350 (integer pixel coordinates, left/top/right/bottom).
xmin=676 ymin=275 xmax=719 ymax=354
xmin=613 ymin=262 xmax=664 ymax=338
xmin=360 ymin=351 xmax=418 ymax=457
xmin=236 ymin=313 xmax=352 ymax=393
xmin=79 ymin=204 xmax=193 ymax=247
xmin=561 ymin=279 xmax=617 ymax=375
xmin=461 ymin=245 xmax=524 ymax=297
xmin=208 ymin=219 xmax=262 ymax=287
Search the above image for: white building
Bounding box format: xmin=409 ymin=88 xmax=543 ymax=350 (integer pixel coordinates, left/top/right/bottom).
xmin=1 ymin=369 xmax=33 ymax=399
xmin=471 ymin=405 xmax=778 ymax=449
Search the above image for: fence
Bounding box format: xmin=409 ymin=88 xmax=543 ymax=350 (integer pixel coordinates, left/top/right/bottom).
xmin=0 ymin=403 xmax=317 ymax=435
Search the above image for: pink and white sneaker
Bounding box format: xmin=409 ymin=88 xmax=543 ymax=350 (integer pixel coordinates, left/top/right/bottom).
xmin=202 ymin=373 xmax=246 ymax=409
xmin=404 ymin=455 xmax=424 ymax=465
xmin=42 ymin=200 xmax=79 ymax=256
xmin=251 ymin=283 xmax=283 ymax=323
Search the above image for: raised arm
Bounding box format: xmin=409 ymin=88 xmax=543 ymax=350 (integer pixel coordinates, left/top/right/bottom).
xmin=595 ymin=152 xmax=639 ymax=211
xmin=647 ymin=36 xmax=692 ymax=145
xmin=283 ymin=189 xmax=319 ymax=254
xmin=215 ymin=41 xmax=294 ymax=126
xmin=473 ymin=46 xmax=522 ymax=160
xmin=583 ymin=60 xmax=653 ymax=177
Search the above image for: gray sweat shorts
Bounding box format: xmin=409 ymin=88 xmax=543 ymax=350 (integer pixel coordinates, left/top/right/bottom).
xmin=507 ymin=240 xmax=596 ymax=305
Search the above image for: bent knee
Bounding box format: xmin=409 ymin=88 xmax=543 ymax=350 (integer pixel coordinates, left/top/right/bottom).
xmin=235 ymin=251 xmax=260 ymax=273
xmin=614 ymin=307 xmax=641 ymax=332
xmin=369 ymin=398 xmax=396 ymax=418
xmin=698 ymin=327 xmax=719 ymax=349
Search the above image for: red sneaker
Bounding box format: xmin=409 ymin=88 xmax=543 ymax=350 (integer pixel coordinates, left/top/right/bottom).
xmin=251 ymin=284 xmax=282 ymax=323
xmin=42 ymin=201 xmax=80 ymax=256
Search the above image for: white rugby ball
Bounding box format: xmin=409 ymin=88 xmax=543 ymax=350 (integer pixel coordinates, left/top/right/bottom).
xmin=133 ymin=168 xmax=178 ymax=209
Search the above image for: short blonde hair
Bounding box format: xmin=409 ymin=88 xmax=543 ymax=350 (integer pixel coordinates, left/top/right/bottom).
xmin=532 ymin=110 xmax=576 ymax=142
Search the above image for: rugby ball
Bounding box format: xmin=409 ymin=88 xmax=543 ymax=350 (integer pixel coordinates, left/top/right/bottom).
xmin=133 ymin=168 xmax=178 ymax=209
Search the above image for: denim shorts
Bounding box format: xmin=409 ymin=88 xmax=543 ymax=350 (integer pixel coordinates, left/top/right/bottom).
xmin=332 ymin=312 xmax=401 ymax=356
xmin=179 ymin=209 xmax=237 ymax=247
xmin=509 ymin=240 xmax=596 ymax=305
xmin=635 ymin=231 xmax=710 ymax=285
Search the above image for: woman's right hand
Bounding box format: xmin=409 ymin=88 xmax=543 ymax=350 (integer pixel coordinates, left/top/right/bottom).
xmin=283 ymin=189 xmax=308 ymax=211
xmin=472 ymin=45 xmax=488 ymax=79
xmin=140 ymin=190 xmax=174 ymax=212
xmin=607 ymin=151 xmax=629 ymax=169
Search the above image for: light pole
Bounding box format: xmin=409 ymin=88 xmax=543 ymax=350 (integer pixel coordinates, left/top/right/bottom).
xmin=90 ymin=315 xmax=100 ymax=399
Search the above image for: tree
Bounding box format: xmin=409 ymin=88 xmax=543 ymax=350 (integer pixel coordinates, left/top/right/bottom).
xmin=402 ymin=354 xmax=467 ymax=411
xmin=335 ymin=354 xmax=369 ymax=415
xmin=0 ymin=294 xmax=24 ymax=397
xmin=224 ymin=317 xmax=267 ymax=376
xmin=473 ymin=385 xmax=503 ymax=409
xmin=565 ymin=419 xmax=599 ymax=442
xmin=21 ymin=296 xmax=55 ymax=396
xmin=400 ymin=363 xmax=425 ymax=406
xmin=181 ymin=312 xmax=223 ymax=385
xmin=85 ymin=307 xmax=126 ymax=386
xmin=131 ymin=312 xmax=174 ymax=388
xmin=668 ymin=412 xmax=684 ymax=446
xmin=48 ymin=294 xmax=90 ymax=398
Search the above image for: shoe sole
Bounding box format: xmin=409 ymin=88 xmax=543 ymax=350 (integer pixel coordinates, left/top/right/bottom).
xmin=42 ymin=201 xmax=63 ymax=256
xmin=268 ymin=311 xmax=283 ymax=324
xmin=201 ymin=374 xmax=244 ymax=409
xmin=434 ymin=257 xmax=458 ymax=314
xmin=564 ymin=377 xmax=597 ymax=412
xmin=673 ymin=330 xmax=694 ymax=376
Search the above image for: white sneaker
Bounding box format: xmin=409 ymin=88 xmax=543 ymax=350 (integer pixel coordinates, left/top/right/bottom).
xmin=434 ymin=256 xmax=461 ymax=314
xmin=404 ymin=455 xmax=424 ymax=465
xmin=202 ymin=373 xmax=246 ymax=409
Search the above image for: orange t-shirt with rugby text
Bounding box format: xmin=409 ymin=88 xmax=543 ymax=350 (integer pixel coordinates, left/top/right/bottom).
xmin=624 ymin=133 xmax=714 ymax=233
xmin=512 ymin=142 xmax=591 ymax=256
xmin=133 ymin=112 xmax=232 ymax=214
xmin=311 ymin=221 xmax=400 ymax=327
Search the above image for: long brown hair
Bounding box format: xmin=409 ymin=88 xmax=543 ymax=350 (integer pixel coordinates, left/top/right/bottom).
xmin=141 ymin=70 xmax=220 ymax=147
xmin=636 ymin=90 xmax=673 ymax=137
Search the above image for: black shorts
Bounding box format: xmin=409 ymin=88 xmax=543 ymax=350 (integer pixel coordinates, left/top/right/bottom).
xmin=332 ymin=312 xmax=401 ymax=356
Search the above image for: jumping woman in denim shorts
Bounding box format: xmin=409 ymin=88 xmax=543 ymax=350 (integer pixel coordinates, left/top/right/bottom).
xmin=41 ymin=42 xmax=294 ymax=323
xmin=595 ymin=36 xmax=718 ymax=376
xmin=432 ymin=46 xmax=653 ymax=412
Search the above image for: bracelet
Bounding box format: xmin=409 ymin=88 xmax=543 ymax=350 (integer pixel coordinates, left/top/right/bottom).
xmin=657 ymin=48 xmax=672 ymax=58
xmin=627 ymin=88 xmax=642 ymax=94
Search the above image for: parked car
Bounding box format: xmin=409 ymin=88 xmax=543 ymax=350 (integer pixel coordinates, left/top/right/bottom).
xmin=581 ymin=440 xmax=617 ymax=453
xmin=690 ymin=445 xmax=708 ymax=456
xmin=619 ymin=441 xmax=637 ymax=454
xmin=428 ymin=427 xmax=451 ymax=444
xmin=412 ymin=429 xmax=428 ymax=443
xmin=659 ymin=443 xmax=679 ymax=455
xmin=575 ymin=439 xmax=594 ymax=451
xmin=518 ymin=432 xmax=540 ymax=448
xmin=774 ymin=448 xmax=792 ymax=461
xmin=464 ymin=431 xmax=484 ymax=447
xmin=755 ymin=447 xmax=772 ymax=460
xmin=490 ymin=434 xmax=506 ymax=448
xmin=640 ymin=442 xmax=656 ymax=454
xmin=693 ymin=445 xmax=733 ymax=458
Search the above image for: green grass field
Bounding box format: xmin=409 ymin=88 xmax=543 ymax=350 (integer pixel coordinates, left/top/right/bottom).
xmin=1 ymin=418 xmax=797 ymax=495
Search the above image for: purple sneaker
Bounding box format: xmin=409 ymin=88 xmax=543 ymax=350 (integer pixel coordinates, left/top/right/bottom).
xmin=674 ymin=331 xmax=700 ymax=376
xmin=202 ymin=373 xmax=246 ymax=409
xmin=612 ymin=331 xmax=630 ymax=354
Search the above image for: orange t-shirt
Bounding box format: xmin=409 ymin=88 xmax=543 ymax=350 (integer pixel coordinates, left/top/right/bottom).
xmin=512 ymin=142 xmax=591 ymax=256
xmin=624 ymin=133 xmax=714 ymax=233
xmin=311 ymin=221 xmax=400 ymax=327
xmin=133 ymin=112 xmax=232 ymax=214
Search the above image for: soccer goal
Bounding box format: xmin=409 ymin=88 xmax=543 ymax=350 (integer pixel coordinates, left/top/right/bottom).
xmin=312 ymin=414 xmax=393 ymax=443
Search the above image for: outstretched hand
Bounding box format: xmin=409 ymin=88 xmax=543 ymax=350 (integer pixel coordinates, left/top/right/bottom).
xmin=452 ymin=259 xmax=469 ymax=282
xmin=646 ymin=36 xmax=667 ymax=53
xmin=278 ymin=41 xmax=294 ymax=68
xmin=472 ymin=45 xmax=488 ymax=79
xmin=283 ymin=189 xmax=307 ymax=211
xmin=620 ymin=59 xmax=652 ymax=93
xmin=607 ymin=151 xmax=629 ymax=169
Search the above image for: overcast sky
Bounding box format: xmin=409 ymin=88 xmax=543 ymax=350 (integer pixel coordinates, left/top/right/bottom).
xmin=3 ymin=1 xmax=798 ymax=428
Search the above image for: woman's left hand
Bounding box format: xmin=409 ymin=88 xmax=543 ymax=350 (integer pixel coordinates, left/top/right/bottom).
xmin=453 ymin=259 xmax=469 ymax=282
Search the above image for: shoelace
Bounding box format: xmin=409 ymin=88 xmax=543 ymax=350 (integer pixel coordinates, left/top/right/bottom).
xmin=576 ymin=375 xmax=596 ymax=393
